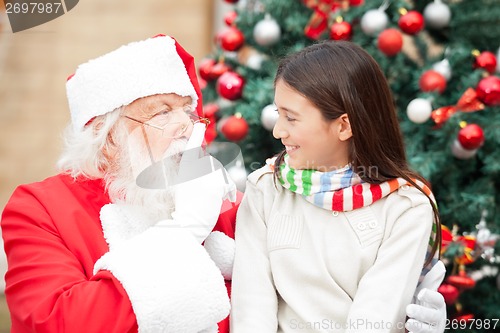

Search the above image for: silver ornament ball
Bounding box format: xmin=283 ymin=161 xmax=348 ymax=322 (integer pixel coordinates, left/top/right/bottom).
xmin=261 ymin=104 xmax=279 ymax=131
xmin=407 ymin=98 xmax=433 ymax=124
xmin=451 ymin=139 xmax=477 ymax=159
xmin=360 ymin=9 xmax=388 ymax=36
xmin=424 ymin=1 xmax=452 ymax=29
xmin=253 ymin=15 xmax=281 ymax=47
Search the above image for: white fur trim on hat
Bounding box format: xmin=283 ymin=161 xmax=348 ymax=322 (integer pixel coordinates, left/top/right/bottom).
xmin=66 ymin=35 xmax=198 ymax=131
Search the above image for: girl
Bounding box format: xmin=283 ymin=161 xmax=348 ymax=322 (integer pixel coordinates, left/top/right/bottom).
xmin=230 ymin=40 xmax=441 ymax=332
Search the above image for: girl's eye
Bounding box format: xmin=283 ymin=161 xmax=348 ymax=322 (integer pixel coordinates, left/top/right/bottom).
xmin=276 ymin=108 xmax=296 ymax=122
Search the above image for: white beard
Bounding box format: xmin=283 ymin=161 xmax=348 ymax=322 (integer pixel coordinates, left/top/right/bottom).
xmin=105 ymin=125 xmax=188 ymax=222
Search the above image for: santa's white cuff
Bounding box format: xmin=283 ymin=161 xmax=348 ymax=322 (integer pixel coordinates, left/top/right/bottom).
xmin=93 ymin=225 xmax=230 ymax=333
xmin=204 ymin=231 xmax=235 ymax=280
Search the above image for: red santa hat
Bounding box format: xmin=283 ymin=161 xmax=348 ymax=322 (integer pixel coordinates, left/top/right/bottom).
xmin=66 ymin=34 xmax=203 ymax=131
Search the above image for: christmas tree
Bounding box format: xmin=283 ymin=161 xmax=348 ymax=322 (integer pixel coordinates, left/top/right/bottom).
xmin=200 ymin=1 xmax=500 ymax=331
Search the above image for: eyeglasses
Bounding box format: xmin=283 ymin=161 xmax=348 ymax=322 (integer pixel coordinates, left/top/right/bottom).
xmin=123 ymin=106 xmax=210 ymax=139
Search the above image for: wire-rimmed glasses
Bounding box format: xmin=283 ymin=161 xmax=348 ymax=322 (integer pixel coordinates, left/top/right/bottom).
xmin=123 ymin=106 xmax=210 ymax=138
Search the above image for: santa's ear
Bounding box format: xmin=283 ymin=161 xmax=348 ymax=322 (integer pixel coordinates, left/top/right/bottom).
xmin=338 ymin=113 xmax=352 ymax=141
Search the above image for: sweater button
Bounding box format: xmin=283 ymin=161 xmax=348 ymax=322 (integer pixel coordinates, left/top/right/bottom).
xmin=332 ymin=211 xmax=339 ymax=217
xmin=401 ymin=184 xmax=410 ymax=190
xmin=357 ymin=223 xmax=367 ymax=231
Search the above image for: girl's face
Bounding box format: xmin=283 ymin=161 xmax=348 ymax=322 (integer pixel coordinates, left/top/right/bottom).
xmin=273 ymin=79 xmax=352 ymax=172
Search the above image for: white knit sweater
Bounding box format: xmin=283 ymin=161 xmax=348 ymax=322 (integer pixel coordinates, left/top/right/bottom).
xmin=230 ymin=165 xmax=433 ymax=333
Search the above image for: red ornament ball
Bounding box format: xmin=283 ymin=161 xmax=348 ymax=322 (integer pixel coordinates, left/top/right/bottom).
xmin=474 ymin=51 xmax=497 ymax=74
xmin=446 ymin=271 xmax=476 ymax=290
xmin=330 ymin=21 xmax=352 ymax=41
xmin=476 ymin=76 xmax=500 ymax=105
xmin=349 ymin=0 xmax=364 ymax=5
xmin=453 ymin=313 xmax=475 ymax=321
xmin=209 ymin=62 xmax=231 ymax=81
xmin=377 ymin=28 xmax=403 ymax=56
xmin=419 ymin=70 xmax=447 ymax=93
xmin=458 ymin=124 xmax=485 ymax=150
xmin=198 ymin=58 xmax=216 ymax=81
xmin=221 ymin=115 xmax=249 ymax=141
xmin=217 ymin=71 xmax=245 ymax=100
xmin=203 ymin=103 xmax=220 ymax=118
xmin=224 ymin=10 xmax=238 ymax=26
xmin=219 ymin=27 xmax=245 ymax=52
xmin=205 ymin=123 xmax=217 ymax=144
xmin=437 ymin=284 xmax=460 ymax=305
xmin=398 ymin=10 xmax=425 ymax=35
xmin=198 ymin=77 xmax=207 ymax=90
xmin=223 ymin=0 xmax=239 ymax=3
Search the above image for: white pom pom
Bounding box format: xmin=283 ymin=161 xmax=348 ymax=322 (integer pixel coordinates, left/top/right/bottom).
xmin=204 ymin=231 xmax=235 ymax=280
xmin=406 ymin=98 xmax=433 ymax=124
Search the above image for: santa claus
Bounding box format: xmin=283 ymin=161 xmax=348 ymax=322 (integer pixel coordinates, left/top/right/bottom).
xmin=1 ymin=34 xmax=239 ymax=333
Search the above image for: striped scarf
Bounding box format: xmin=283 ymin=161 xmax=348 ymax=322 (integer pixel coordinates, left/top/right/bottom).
xmin=276 ymin=154 xmax=435 ymax=212
xmin=273 ymin=154 xmax=439 ymax=280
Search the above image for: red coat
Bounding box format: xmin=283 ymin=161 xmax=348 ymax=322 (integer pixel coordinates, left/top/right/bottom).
xmin=1 ymin=174 xmax=240 ymax=333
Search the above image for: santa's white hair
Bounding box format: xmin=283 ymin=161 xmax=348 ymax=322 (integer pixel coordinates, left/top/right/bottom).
xmin=57 ymin=108 xmax=123 ymax=180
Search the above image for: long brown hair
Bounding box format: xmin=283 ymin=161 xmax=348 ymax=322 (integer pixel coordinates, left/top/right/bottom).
xmin=273 ymin=40 xmax=440 ymax=266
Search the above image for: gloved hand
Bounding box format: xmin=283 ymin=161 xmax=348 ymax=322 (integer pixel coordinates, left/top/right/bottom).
xmin=406 ymin=260 xmax=447 ymax=333
xmin=96 ymin=205 xmax=230 ymax=333
xmin=172 ymin=123 xmax=237 ymax=243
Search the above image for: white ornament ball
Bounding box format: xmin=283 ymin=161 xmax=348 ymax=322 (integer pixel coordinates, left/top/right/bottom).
xmin=423 ymin=0 xmax=452 ymax=29
xmin=360 ymin=9 xmax=389 ymax=36
xmin=228 ymin=165 xmax=248 ymax=191
xmin=432 ymin=59 xmax=452 ymax=81
xmin=253 ymin=15 xmax=281 ymax=47
xmin=216 ymin=115 xmax=230 ymax=133
xmin=247 ymin=53 xmax=265 ymax=70
xmin=261 ymin=104 xmax=279 ymax=131
xmin=406 ymin=98 xmax=433 ymax=124
xmin=496 ymin=46 xmax=500 ymax=74
xmin=451 ymin=139 xmax=477 ymax=159
xmin=217 ymin=97 xmax=234 ymax=110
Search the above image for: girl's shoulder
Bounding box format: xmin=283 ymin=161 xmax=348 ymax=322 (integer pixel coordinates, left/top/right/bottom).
xmin=247 ymin=156 xmax=278 ymax=187
xmin=247 ymin=164 xmax=274 ymax=187
xmin=388 ymin=183 xmax=434 ymax=209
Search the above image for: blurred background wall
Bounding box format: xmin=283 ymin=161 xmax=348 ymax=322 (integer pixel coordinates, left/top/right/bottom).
xmin=0 ymin=0 xmax=232 ymax=330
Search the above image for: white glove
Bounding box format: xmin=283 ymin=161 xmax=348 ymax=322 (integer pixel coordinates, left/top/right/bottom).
xmin=172 ymin=123 xmax=237 ymax=243
xmin=406 ymin=260 xmax=447 ymax=333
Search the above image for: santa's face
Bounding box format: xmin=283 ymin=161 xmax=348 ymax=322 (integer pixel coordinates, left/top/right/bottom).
xmin=122 ymin=93 xmax=195 ymax=164
xmin=106 ymin=93 xmax=198 ymax=219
